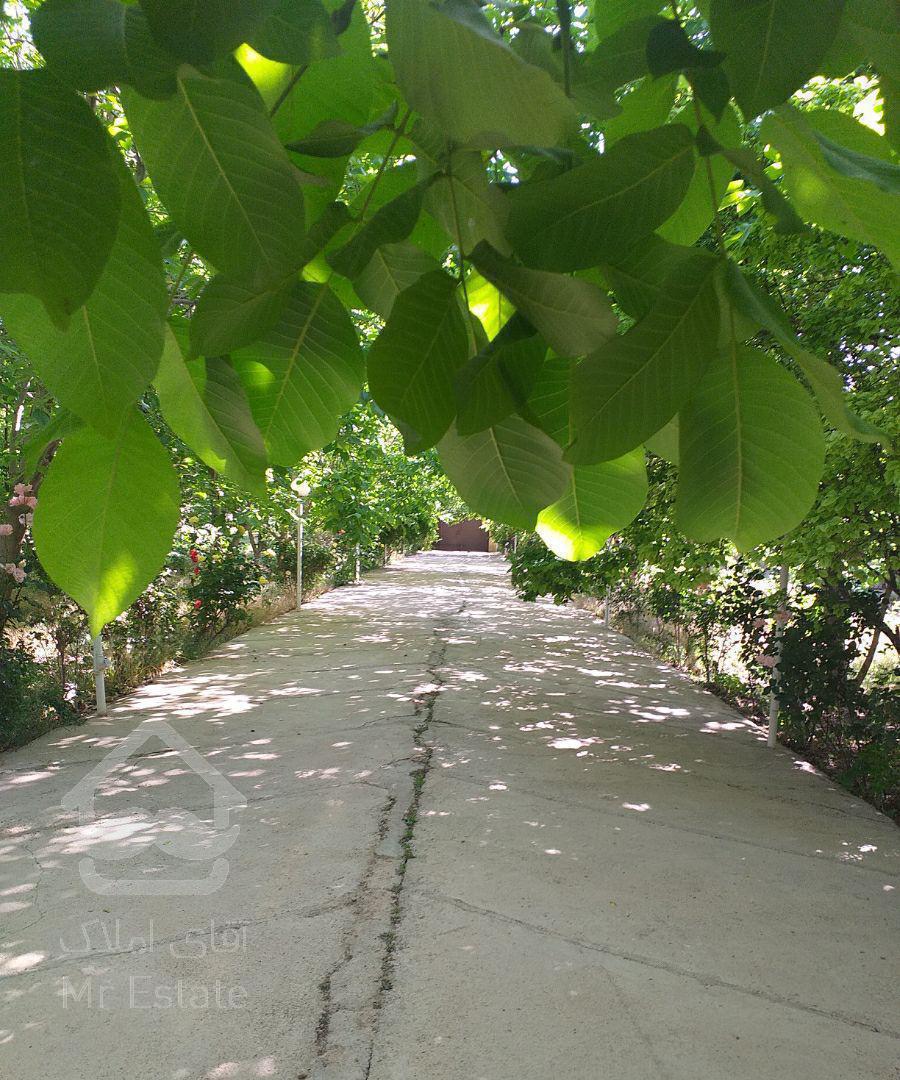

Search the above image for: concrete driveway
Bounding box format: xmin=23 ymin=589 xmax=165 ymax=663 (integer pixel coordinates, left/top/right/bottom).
xmin=1 ymin=552 xmax=897 ymax=1079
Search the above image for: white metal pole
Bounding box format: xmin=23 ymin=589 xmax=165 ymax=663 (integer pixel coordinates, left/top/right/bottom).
xmin=604 ymin=587 xmax=611 ymax=629
xmin=767 ymin=564 xmax=790 ymax=748
xmin=354 ymin=543 xmax=361 ymax=583
xmin=295 ymin=497 xmax=304 ymax=610
xmin=92 ymin=634 xmax=107 ymax=717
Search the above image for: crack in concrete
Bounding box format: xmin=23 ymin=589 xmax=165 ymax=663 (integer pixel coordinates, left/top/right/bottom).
xmin=306 ymin=602 xmax=464 ymax=1079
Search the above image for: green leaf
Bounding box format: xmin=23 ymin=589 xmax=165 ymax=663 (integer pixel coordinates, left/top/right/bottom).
xmin=387 ymin=0 xmax=576 ymax=148
xmin=715 ymin=142 xmax=806 ymax=233
xmin=21 ymin=410 xmax=84 ymax=479
xmin=578 ymin=15 xmax=661 ymax=92
xmin=709 ymin=0 xmax=845 ymax=118
xmin=455 ymin=318 xmax=546 ymax=436
xmin=122 ymin=64 xmax=307 ymax=286
xmin=602 ymin=74 xmax=677 ymax=145
xmin=472 ymin=242 xmax=618 ymax=357
xmin=248 ymin=0 xmax=338 ymax=64
xmin=569 ymin=251 xmax=723 ymax=462
xmin=466 ymin=271 xmax=516 ymax=340
xmin=438 ymin=415 xmax=570 ymax=531
xmin=526 ymin=353 xmax=572 ymax=444
xmin=190 ymin=275 xmax=293 ymax=358
xmin=811 ymin=129 xmax=900 ymax=194
xmin=0 ymin=157 xmax=166 ymax=435
xmin=676 ymin=346 xmax=825 ymax=551
xmin=506 ymin=124 xmax=695 ymax=271
xmin=761 ymin=105 xmax=900 ymax=266
xmin=259 ymin=3 xmax=378 ymax=223
xmin=646 ymin=19 xmax=724 ymax=77
xmin=367 ymin=270 xmax=470 ymax=448
xmin=0 ymin=69 xmax=121 ymax=326
xmin=32 ymin=410 xmax=181 ymax=634
xmin=425 ymin=151 xmax=511 ymax=257
xmin=537 ymin=449 xmax=648 ymax=561
xmin=31 ymin=0 xmax=177 ymax=97
xmin=285 ymin=105 xmax=398 ymax=158
xmin=138 ymin=0 xmax=276 ymax=64
xmin=657 ymin=105 xmax=741 ymax=246
xmin=328 ymin=183 xmax=425 ymax=281
xmin=598 ymin=233 xmax=696 ymax=318
xmin=230 ymin=281 xmax=364 ymax=465
xmin=594 ymin=0 xmax=665 ymax=40
xmin=644 ymin=415 xmax=679 ymax=462
xmin=154 ymin=329 xmax=268 ymax=493
xmin=353 ymin=242 xmax=440 ymax=319
xmin=724 ymin=263 xmax=887 ymax=442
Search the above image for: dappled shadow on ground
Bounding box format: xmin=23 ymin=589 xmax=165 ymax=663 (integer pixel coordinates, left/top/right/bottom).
xmin=0 ymin=553 xmax=897 ymax=1078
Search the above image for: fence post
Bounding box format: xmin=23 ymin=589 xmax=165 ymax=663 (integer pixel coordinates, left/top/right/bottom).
xmin=767 ymin=564 xmax=790 ymax=748
xmin=92 ymin=634 xmax=107 ymax=717
xmin=604 ymin=588 xmax=611 ymax=629
xmin=355 ymin=543 xmax=361 ymax=583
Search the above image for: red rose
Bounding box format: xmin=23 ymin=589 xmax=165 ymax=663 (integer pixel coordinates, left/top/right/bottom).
xmin=193 ymin=599 xmax=202 ymax=609
xmin=189 ymin=549 xmax=199 ymax=562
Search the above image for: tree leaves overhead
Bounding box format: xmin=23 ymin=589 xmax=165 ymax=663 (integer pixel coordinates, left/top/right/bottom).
xmin=189 ymin=274 xmax=293 ymax=359
xmin=594 ymin=0 xmax=664 ymax=40
xmin=537 ymin=450 xmax=649 ymax=561
xmin=438 ymin=415 xmax=570 ymax=531
xmin=328 ymin=183 xmax=426 ymax=281
xmin=0 ymin=157 xmax=166 ymax=435
xmin=367 ymin=270 xmax=470 ymax=448
xmin=0 ymin=69 xmax=121 ymax=327
xmin=231 ymin=281 xmax=364 ymax=465
xmin=455 ymin=318 xmax=546 ymax=436
xmin=598 ymin=234 xmax=695 ymax=319
xmin=569 ymin=251 xmax=723 ymax=463
xmin=248 ymin=0 xmax=338 ymax=65
xmin=762 ymin=106 xmax=900 ymax=267
xmin=709 ymin=0 xmax=846 ymax=118
xmin=657 ymin=104 xmax=741 ymax=246
xmin=472 ymin=242 xmax=617 ymax=358
xmin=138 ymin=0 xmax=277 ymax=64
xmin=32 ymin=411 xmax=181 ymax=635
xmin=677 ymin=347 xmax=825 ymax=551
xmin=353 ymin=242 xmax=440 ymax=319
xmin=506 ymin=125 xmax=696 ymax=271
xmin=122 ymin=64 xmax=307 ymax=287
xmin=425 ymin=151 xmax=511 ymax=257
xmin=388 ymin=0 xmax=577 ymax=149
xmin=154 ymin=330 xmax=268 ymax=494
xmin=724 ymin=263 xmax=887 ymax=442
xmin=31 ymin=0 xmax=178 ymax=97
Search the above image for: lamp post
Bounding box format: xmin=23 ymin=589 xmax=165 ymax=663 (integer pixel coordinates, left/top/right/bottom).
xmin=291 ymin=478 xmax=311 ymax=610
xmin=92 ymin=634 xmax=108 ymax=717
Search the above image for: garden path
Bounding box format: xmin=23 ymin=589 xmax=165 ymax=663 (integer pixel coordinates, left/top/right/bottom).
xmin=1 ymin=552 xmax=898 ymax=1079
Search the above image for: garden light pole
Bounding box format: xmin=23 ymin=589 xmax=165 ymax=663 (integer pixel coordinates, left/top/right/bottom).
xmin=292 ymin=478 xmax=311 ymax=610
xmin=91 ymin=634 xmax=107 ymax=717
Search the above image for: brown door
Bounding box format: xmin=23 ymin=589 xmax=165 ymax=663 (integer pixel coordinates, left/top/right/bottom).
xmin=434 ymin=519 xmax=490 ymax=551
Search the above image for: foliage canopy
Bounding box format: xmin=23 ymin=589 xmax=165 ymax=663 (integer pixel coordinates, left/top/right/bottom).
xmin=0 ymin=0 xmax=897 ymax=631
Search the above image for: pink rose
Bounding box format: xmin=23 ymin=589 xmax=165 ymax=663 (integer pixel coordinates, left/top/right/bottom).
xmin=0 ymin=523 xmax=12 ymax=536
